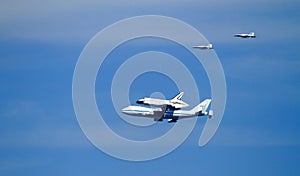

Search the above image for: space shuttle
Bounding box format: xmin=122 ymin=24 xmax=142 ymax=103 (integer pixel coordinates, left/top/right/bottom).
xmin=136 ymin=92 xmax=189 ymax=109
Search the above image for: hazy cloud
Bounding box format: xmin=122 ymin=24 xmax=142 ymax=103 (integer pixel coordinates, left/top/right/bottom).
xmin=211 ymin=126 xmax=300 ymax=147
xmin=1 ymin=0 xmax=299 ymax=43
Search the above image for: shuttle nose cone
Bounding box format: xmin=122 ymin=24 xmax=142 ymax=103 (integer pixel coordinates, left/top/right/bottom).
xmin=136 ymin=99 xmax=143 ymax=104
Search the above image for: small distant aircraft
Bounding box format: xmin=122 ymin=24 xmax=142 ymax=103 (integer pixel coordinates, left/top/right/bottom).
xmin=234 ymin=32 xmax=256 ymax=38
xmin=122 ymin=92 xmax=213 ymax=123
xmin=193 ymin=44 xmax=213 ymax=49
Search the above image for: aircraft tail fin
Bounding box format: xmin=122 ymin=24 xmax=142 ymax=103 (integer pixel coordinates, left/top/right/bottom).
xmin=171 ymin=92 xmax=184 ymax=101
xmin=249 ymin=32 xmax=255 ymax=37
xmin=190 ymin=99 xmax=211 ymax=115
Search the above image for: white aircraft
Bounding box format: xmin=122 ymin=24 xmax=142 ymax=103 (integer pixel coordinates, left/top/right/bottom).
xmin=136 ymin=92 xmax=189 ymax=109
xmin=193 ymin=44 xmax=213 ymax=49
xmin=234 ymin=32 xmax=256 ymax=38
xmin=122 ymin=93 xmax=213 ymax=123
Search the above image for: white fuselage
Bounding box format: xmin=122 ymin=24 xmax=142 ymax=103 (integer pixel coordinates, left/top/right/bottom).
xmin=234 ymin=32 xmax=256 ymax=38
xmin=193 ymin=44 xmax=213 ymax=49
xmin=122 ymin=105 xmax=205 ymax=119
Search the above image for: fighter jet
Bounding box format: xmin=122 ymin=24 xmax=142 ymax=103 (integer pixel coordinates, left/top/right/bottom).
xmin=122 ymin=92 xmax=213 ymax=123
xmin=193 ymin=44 xmax=213 ymax=49
xmin=136 ymin=92 xmax=189 ymax=109
xmin=234 ymin=32 xmax=256 ymax=38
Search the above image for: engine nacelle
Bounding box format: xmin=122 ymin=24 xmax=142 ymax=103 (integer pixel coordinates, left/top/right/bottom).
xmin=208 ymin=110 xmax=213 ymax=119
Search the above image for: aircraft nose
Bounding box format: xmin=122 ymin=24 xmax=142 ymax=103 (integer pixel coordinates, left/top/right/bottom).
xmin=122 ymin=106 xmax=131 ymax=112
xmin=136 ymin=99 xmax=143 ymax=104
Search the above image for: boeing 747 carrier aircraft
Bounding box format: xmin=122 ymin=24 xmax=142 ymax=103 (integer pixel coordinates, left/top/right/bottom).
xmin=122 ymin=92 xmax=213 ymax=123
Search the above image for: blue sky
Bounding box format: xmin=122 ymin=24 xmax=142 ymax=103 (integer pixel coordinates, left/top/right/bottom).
xmin=1 ymin=0 xmax=300 ymax=175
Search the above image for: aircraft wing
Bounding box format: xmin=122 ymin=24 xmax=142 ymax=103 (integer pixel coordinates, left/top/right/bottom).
xmin=150 ymin=101 xmax=187 ymax=110
xmin=154 ymin=104 xmax=181 ymax=121
xmin=153 ymin=105 xmax=167 ymax=121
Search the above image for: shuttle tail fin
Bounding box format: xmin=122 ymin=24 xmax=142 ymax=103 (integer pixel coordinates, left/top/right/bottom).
xmin=171 ymin=92 xmax=184 ymax=101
